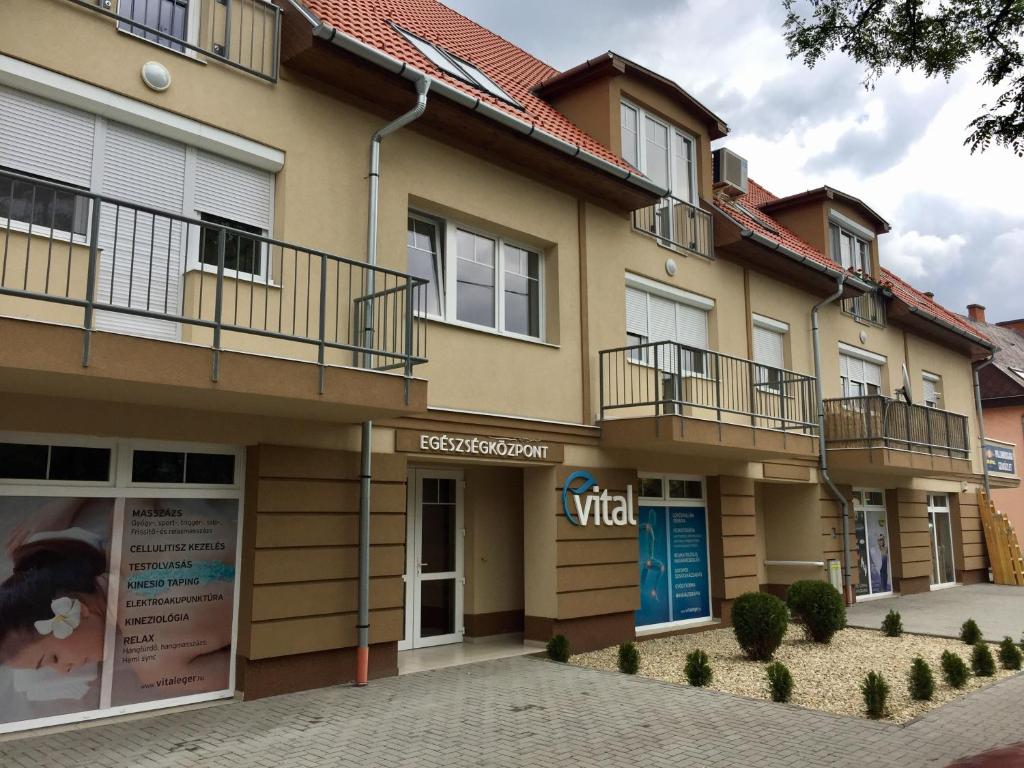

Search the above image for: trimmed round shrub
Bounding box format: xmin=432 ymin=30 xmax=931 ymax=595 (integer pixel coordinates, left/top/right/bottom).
xmin=861 ymin=671 xmax=889 ymax=719
xmin=908 ymin=657 xmax=934 ymax=701
xmin=618 ymin=642 xmax=640 ymax=675
xmin=766 ymin=661 xmax=794 ymax=703
xmin=960 ymin=618 xmax=983 ymax=645
xmin=732 ymin=592 xmax=789 ymax=661
xmin=941 ymin=650 xmax=970 ymax=688
xmin=998 ymin=636 xmax=1023 ymax=671
xmin=881 ymin=609 xmax=903 ymax=638
xmin=684 ymin=649 xmax=713 ymax=687
xmin=547 ymin=634 xmax=570 ymax=663
xmin=971 ymin=642 xmax=996 ymax=677
xmin=787 ymin=581 xmax=845 ymax=643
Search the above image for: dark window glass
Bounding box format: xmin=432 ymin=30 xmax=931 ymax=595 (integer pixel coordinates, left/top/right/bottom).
xmin=638 ymin=477 xmax=663 ymax=498
xmin=0 ymin=169 xmax=89 ymax=235
xmin=133 ymin=450 xmax=185 ymax=483
xmin=0 ymin=443 xmax=49 ymax=479
xmin=668 ymin=479 xmax=703 ymax=500
xmin=118 ymin=0 xmax=189 ymax=52
xmin=199 ymin=213 xmax=263 ymax=276
xmin=185 ymin=452 xmax=235 ymax=484
xmin=48 ymin=446 xmax=111 ymax=481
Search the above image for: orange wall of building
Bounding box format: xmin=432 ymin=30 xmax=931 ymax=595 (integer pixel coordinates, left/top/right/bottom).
xmin=986 ymin=406 xmax=1024 ymax=534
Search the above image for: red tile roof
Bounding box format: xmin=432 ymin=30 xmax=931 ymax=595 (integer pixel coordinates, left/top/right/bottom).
xmin=718 ymin=180 xmax=989 ymax=344
xmin=300 ymin=0 xmax=632 ymax=171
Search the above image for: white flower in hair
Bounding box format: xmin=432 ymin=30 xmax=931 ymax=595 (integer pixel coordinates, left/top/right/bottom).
xmin=34 ymin=597 xmax=82 ymax=640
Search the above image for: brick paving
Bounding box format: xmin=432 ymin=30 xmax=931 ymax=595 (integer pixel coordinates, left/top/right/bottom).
xmin=2 ymin=656 xmax=1022 ymax=767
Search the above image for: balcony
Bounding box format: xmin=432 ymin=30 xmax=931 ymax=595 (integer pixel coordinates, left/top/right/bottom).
xmin=823 ymin=396 xmax=972 ymax=477
xmin=598 ymin=340 xmax=818 ymax=460
xmin=65 ymin=0 xmax=281 ymax=81
xmin=0 ymin=171 xmax=428 ymax=422
xmin=632 ymin=196 xmax=714 ymax=260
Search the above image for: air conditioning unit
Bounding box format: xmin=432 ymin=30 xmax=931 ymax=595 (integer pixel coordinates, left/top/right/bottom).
xmin=713 ymin=148 xmax=748 ymax=197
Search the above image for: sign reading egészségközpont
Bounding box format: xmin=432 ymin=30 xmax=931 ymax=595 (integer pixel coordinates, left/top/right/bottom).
xmin=395 ymin=429 xmax=563 ymax=463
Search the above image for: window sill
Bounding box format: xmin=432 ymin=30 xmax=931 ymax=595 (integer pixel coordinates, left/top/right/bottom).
xmin=1 ymin=219 xmax=87 ymax=245
xmin=116 ymin=28 xmax=208 ymax=66
xmin=422 ymin=315 xmax=558 ymax=349
xmin=185 ymin=263 xmax=280 ymax=288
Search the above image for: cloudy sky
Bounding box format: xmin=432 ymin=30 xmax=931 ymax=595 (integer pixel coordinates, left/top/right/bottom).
xmin=446 ymin=0 xmax=1023 ymax=323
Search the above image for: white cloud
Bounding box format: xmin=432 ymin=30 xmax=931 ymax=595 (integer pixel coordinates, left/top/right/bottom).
xmin=883 ymin=231 xmax=967 ymax=280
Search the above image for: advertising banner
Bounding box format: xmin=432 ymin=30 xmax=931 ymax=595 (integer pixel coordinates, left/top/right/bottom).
xmin=0 ymin=495 xmax=238 ymax=732
xmin=983 ymin=441 xmax=1016 ymax=475
xmin=637 ymin=504 xmax=710 ymax=628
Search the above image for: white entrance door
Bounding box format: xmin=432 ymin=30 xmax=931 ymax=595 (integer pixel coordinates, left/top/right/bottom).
xmin=854 ymin=489 xmax=893 ymax=598
xmin=928 ymin=494 xmax=957 ymax=587
xmin=400 ymin=469 xmax=464 ymax=650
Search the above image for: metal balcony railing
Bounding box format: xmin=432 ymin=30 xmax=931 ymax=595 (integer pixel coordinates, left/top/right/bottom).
xmin=65 ymin=0 xmax=281 ymax=82
xmin=599 ymin=340 xmax=818 ymax=433
xmin=0 ymin=170 xmax=427 ymax=394
xmin=823 ymin=396 xmax=970 ymax=459
xmin=632 ymin=196 xmax=714 ymax=259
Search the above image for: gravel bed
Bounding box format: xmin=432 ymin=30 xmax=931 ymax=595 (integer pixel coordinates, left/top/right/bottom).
xmin=570 ymin=627 xmax=1020 ymax=723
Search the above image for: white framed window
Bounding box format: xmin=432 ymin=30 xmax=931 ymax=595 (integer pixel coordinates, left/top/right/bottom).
xmin=0 ymin=166 xmax=90 ymax=240
xmin=625 ymin=274 xmax=712 ymax=374
xmin=923 ymin=372 xmax=941 ymax=408
xmin=840 ymin=347 xmax=884 ymax=398
xmin=620 ymin=100 xmax=697 ymax=204
xmin=392 ymin=24 xmax=522 ymax=107
xmin=408 ymin=211 xmax=544 ymax=340
xmin=830 ymin=222 xmax=870 ymax=273
xmin=752 ymin=314 xmax=788 ymax=391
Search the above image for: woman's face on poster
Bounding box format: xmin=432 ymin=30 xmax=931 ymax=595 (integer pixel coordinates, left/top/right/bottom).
xmin=5 ymin=598 xmax=106 ymax=674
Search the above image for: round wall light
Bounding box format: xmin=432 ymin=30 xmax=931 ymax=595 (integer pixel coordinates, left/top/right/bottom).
xmin=665 ymin=258 xmax=678 ymax=277
xmin=859 ymin=330 xmax=868 ymax=344
xmin=141 ymin=61 xmax=172 ymax=92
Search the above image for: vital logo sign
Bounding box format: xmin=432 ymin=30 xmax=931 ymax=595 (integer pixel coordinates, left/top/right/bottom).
xmin=562 ymin=471 xmax=636 ymax=526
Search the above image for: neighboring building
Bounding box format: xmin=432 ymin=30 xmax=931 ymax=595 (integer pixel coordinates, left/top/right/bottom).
xmin=962 ymin=305 xmax=1024 ymax=533
xmin=0 ymin=0 xmax=1013 ymax=735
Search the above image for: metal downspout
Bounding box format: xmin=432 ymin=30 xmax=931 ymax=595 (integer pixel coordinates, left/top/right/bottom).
xmin=811 ymin=274 xmax=855 ymax=605
xmin=973 ymin=356 xmax=995 ymax=498
xmin=356 ymin=75 xmax=431 ymax=687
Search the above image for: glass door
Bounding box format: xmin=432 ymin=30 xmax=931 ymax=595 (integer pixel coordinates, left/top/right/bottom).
xmin=928 ymin=494 xmax=957 ymax=588
xmin=854 ymin=489 xmax=893 ymax=598
xmin=400 ymin=469 xmax=464 ymax=650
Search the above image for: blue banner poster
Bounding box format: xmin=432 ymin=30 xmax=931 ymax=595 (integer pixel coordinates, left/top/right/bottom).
xmin=668 ymin=507 xmax=710 ymax=621
xmin=637 ymin=505 xmax=710 ymax=627
xmin=637 ymin=506 xmax=670 ymax=626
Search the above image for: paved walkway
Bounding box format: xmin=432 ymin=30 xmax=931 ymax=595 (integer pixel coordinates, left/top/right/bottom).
xmin=847 ymin=583 xmax=1024 ymax=639
xmin=2 ymin=655 xmax=1023 ymax=768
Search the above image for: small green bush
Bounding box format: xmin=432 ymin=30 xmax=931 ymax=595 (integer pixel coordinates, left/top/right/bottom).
xmin=999 ymin=636 xmax=1023 ymax=671
xmin=971 ymin=642 xmax=996 ymax=677
xmin=684 ymin=649 xmax=713 ymax=687
xmin=908 ymin=657 xmax=934 ymax=701
xmin=765 ymin=661 xmax=794 ymax=703
xmin=861 ymin=671 xmax=889 ymax=719
xmin=881 ymin=609 xmax=903 ymax=637
xmin=618 ymin=642 xmax=640 ymax=675
xmin=786 ymin=580 xmax=846 ymax=643
xmin=960 ymin=618 xmax=983 ymax=645
xmin=732 ymin=592 xmax=789 ymax=660
xmin=547 ymin=634 xmax=570 ymax=663
xmin=941 ymin=650 xmax=970 ymax=688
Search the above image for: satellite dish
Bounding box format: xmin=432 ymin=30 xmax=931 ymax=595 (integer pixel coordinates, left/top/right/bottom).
xmin=896 ymin=363 xmax=914 ymax=405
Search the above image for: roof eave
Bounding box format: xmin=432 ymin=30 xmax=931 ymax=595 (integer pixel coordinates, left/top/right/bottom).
xmin=902 ymin=304 xmax=995 ymax=351
xmin=285 ymin=2 xmax=668 ymax=200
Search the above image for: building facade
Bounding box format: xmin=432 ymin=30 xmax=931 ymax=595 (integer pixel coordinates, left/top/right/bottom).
xmin=963 ymin=306 xmax=1024 ymax=533
xmin=0 ymin=0 xmax=1014 ymax=734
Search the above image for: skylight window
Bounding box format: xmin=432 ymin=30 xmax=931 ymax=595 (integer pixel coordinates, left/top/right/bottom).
xmin=392 ymin=24 xmax=522 ymax=108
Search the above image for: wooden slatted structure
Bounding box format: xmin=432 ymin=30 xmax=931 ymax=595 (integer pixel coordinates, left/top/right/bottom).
xmin=978 ymin=490 xmax=1024 ymax=586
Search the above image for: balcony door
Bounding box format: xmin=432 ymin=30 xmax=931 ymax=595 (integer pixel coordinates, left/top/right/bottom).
xmin=853 ymin=489 xmax=893 ymax=598
xmin=928 ymin=494 xmax=957 ymax=588
xmin=400 ymin=469 xmax=464 ymax=650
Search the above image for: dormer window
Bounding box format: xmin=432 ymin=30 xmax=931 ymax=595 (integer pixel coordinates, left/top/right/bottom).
xmin=393 ymin=24 xmax=522 ymax=108
xmin=829 ymin=223 xmax=870 ymax=273
xmin=619 ymin=100 xmax=696 ymax=205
